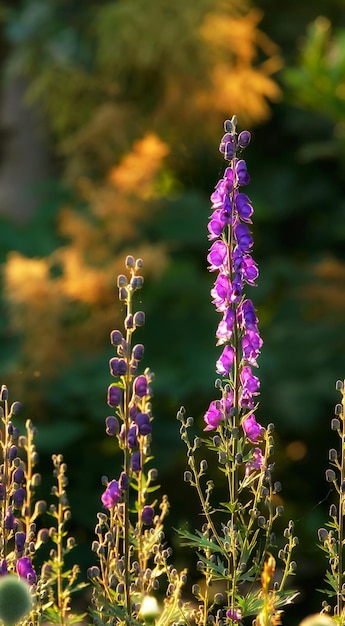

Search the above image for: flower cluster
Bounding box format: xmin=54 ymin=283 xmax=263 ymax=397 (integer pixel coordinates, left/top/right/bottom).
xmin=205 ymin=116 xmax=264 ymax=467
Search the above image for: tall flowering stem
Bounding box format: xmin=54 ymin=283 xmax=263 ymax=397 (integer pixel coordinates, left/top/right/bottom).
xmin=89 ymin=256 xmax=186 ymax=626
xmin=318 ymin=379 xmax=345 ymax=624
xmin=178 ymin=117 xmax=298 ymax=626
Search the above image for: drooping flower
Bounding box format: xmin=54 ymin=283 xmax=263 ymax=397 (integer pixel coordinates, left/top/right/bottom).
xmin=133 ymin=375 xmax=148 ymax=398
xmin=101 ymin=480 xmax=121 ymax=509
xmin=226 ymin=607 xmax=242 ymax=622
xmin=141 ymin=506 xmax=154 ymax=526
xmin=242 ymin=414 xmax=263 ymax=443
xmin=17 ymin=556 xmax=36 ymax=584
xmin=216 ymin=345 xmax=235 ymax=376
xmin=245 ymin=447 xmax=265 ymax=475
xmin=107 ymin=385 xmax=122 ymax=408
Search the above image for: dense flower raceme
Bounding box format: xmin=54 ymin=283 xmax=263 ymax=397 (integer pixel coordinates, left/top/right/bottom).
xmin=101 ymin=256 xmax=155 ymax=520
xmin=205 ymin=118 xmax=264 ymax=465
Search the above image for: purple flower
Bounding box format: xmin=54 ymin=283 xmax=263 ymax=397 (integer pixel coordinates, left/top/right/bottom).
xmin=109 ymin=358 xmax=127 ymax=377
xmin=211 ymin=273 xmax=231 ymax=312
xmin=226 ymin=608 xmax=242 ymax=622
xmin=8 ymin=445 xmax=17 ymax=462
xmin=105 ymin=416 xmax=120 ymax=436
xmin=208 ymin=209 xmax=227 ymax=240
xmin=127 ymin=424 xmax=138 ymax=449
xmin=13 ymin=487 xmax=26 ymax=509
xmin=17 ymin=556 xmax=36 ymax=584
xmin=234 ymin=223 xmax=253 ymax=252
xmin=141 ymin=506 xmax=154 ymax=526
xmin=242 ymin=330 xmax=263 ymax=367
xmin=133 ymin=375 xmax=148 ymax=398
xmin=131 ymin=450 xmax=141 ymax=472
xmin=0 ymin=560 xmax=7 ymax=576
xmin=242 ymin=415 xmax=263 ymax=443
xmin=135 ymin=413 xmax=152 ymax=435
xmin=240 ymin=366 xmax=260 ymax=395
xmin=101 ymin=480 xmax=121 ymax=509
xmin=216 ymin=345 xmax=235 ymax=376
xmin=13 ymin=468 xmax=25 ymax=484
xmin=245 ymin=447 xmax=264 ymax=476
xmin=237 ymin=299 xmax=258 ymax=330
xmin=235 ymin=159 xmax=250 ymax=185
xmin=107 ymin=385 xmax=122 ymax=408
xmin=204 ymin=400 xmax=223 ymax=431
xmin=235 ymin=192 xmax=253 ymax=222
xmin=207 ymin=240 xmax=228 ymax=271
xmin=216 ymin=308 xmax=235 ymax=345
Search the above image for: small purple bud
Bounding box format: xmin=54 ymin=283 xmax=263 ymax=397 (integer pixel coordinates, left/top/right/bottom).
xmin=10 ymin=401 xmax=22 ymax=415
xmin=132 ymin=344 xmax=145 ymax=361
xmin=127 ymin=425 xmax=138 ymax=449
xmin=124 ymin=314 xmax=134 ymax=330
xmin=110 ymin=330 xmax=123 ymax=346
xmin=119 ymin=286 xmax=128 ymax=300
xmin=133 ymin=375 xmax=148 ymax=398
xmin=7 ymin=423 xmax=13 ymax=436
xmin=0 ymin=559 xmax=7 ymax=576
xmin=125 ymin=255 xmax=135 ymax=269
xmin=131 ymin=276 xmax=144 ymax=289
xmin=107 ymin=385 xmax=122 ymax=408
xmin=8 ymin=445 xmax=18 ymax=462
xmin=119 ymin=472 xmax=129 ymax=491
xmin=12 ymin=427 xmax=20 ymax=439
xmin=237 ymin=130 xmax=251 ymax=148
xmin=129 ymin=361 xmax=138 ymax=376
xmin=135 ymin=413 xmax=152 ymax=436
xmin=13 ymin=468 xmax=25 ymax=484
xmin=0 ymin=385 xmax=8 ymax=401
xmin=109 ymin=358 xmax=127 ymax=377
xmin=13 ymin=487 xmax=26 ymax=509
xmin=133 ymin=311 xmax=145 ymax=327
xmin=131 ymin=451 xmax=141 ymax=472
xmin=105 ymin=416 xmax=120 ymax=436
xmin=5 ymin=506 xmax=15 ymax=530
xmin=15 ymin=531 xmax=26 ymax=553
xmin=141 ymin=506 xmax=154 ymax=526
xmin=117 ymin=274 xmax=127 ymax=287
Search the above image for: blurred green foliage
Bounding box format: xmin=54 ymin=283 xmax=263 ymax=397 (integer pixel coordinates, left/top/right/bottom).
xmin=1 ymin=0 xmax=345 ymax=620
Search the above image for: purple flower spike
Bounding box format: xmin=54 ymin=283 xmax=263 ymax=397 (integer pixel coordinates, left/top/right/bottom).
xmin=141 ymin=506 xmax=154 ymax=526
xmin=133 ymin=375 xmax=148 ymax=398
xmin=101 ymin=480 xmax=121 ymax=509
xmin=17 ymin=556 xmax=36 ymax=584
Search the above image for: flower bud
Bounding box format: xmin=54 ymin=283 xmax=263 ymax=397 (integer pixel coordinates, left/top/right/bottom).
xmin=141 ymin=506 xmax=154 ymax=526
xmin=238 ymin=130 xmax=251 ymax=148
xmin=132 ymin=344 xmax=145 ymax=361
xmin=105 ymin=416 xmax=120 ymax=436
xmin=326 ymin=469 xmax=336 ymax=482
xmin=107 ymin=385 xmax=122 ymax=408
xmin=0 ymin=386 xmax=8 ymax=401
xmin=110 ymin=330 xmax=123 ymax=346
xmin=133 ymin=311 xmax=145 ymax=327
